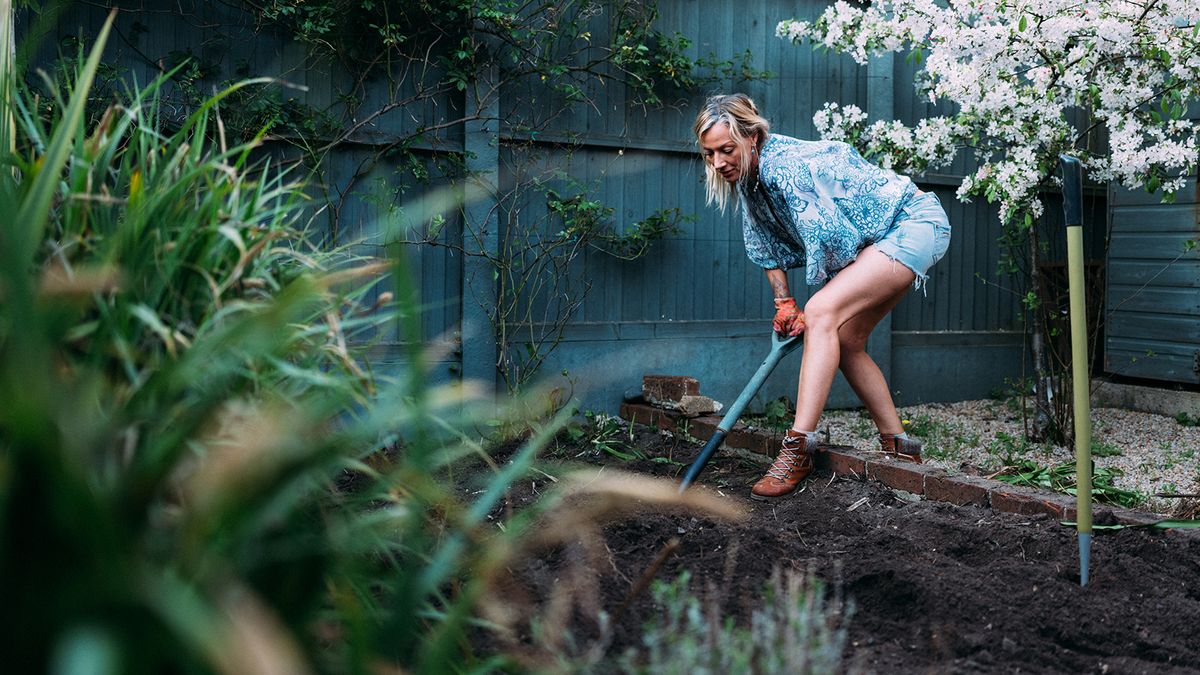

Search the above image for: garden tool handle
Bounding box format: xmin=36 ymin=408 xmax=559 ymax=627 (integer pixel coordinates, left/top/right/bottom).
xmin=1059 ymin=153 xmax=1092 ymax=586
xmin=679 ymin=332 xmax=803 ymax=491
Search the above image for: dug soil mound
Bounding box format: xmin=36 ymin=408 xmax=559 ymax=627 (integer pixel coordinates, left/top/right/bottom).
xmin=500 ymin=426 xmax=1200 ymax=673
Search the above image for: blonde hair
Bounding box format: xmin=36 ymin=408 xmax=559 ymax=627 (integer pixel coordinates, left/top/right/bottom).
xmin=693 ymin=93 xmax=770 ymax=212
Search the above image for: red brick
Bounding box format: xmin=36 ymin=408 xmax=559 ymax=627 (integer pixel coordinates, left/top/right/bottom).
xmin=642 ymin=375 xmax=700 ymax=404
xmin=818 ymin=447 xmax=866 ymax=478
xmin=926 ymin=474 xmax=992 ymax=507
xmin=865 ymin=458 xmax=943 ymax=495
xmin=724 ymin=446 xmax=773 ymax=465
xmin=1062 ymin=503 xmax=1078 ymax=522
xmin=1110 ymin=508 xmax=1162 ymax=527
xmin=683 ymin=416 xmax=720 ymax=441
xmin=726 ymin=428 xmax=771 ymax=454
xmin=619 ymin=402 xmax=679 ymax=432
xmin=1049 ymin=494 xmax=1078 ymax=519
xmin=761 ymin=433 xmax=784 ymax=456
xmin=990 ymin=485 xmax=1073 ymax=519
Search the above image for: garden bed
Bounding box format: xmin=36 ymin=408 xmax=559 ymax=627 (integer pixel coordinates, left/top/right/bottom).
xmin=493 ymin=421 xmax=1200 ymax=673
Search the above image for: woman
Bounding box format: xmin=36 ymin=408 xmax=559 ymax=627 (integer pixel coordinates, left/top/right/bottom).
xmin=694 ymin=93 xmax=951 ymax=501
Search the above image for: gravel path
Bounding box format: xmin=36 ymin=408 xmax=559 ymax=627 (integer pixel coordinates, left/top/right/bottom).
xmin=815 ymin=399 xmax=1200 ymax=515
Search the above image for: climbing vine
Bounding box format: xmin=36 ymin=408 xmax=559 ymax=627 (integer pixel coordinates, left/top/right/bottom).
xmin=38 ymin=0 xmax=769 ymax=391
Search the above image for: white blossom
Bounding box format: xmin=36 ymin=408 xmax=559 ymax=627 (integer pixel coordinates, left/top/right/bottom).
xmin=780 ymin=0 xmax=1200 ymax=215
xmin=813 ymin=102 xmax=868 ymax=143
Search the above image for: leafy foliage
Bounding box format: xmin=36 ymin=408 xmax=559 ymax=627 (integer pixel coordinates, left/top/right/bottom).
xmin=549 ymin=186 xmax=689 ymax=260
xmin=994 ymin=459 xmax=1147 ymax=509
xmin=745 ymin=396 xmax=794 ymax=432
xmin=0 ymin=20 xmax=570 ymax=673
xmin=1 ymin=23 xmax=752 ymax=673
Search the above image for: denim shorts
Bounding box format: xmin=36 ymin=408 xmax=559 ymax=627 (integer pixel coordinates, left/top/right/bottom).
xmin=873 ymin=191 xmax=951 ymax=292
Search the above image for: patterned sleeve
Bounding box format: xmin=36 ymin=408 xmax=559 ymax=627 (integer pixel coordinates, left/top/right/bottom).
xmin=759 ymin=152 xmax=821 ymax=273
xmin=741 ymin=206 xmax=784 ymax=269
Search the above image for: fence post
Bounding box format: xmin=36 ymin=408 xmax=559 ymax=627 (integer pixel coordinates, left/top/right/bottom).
xmin=461 ymin=63 xmax=500 ymax=400
xmin=866 ymin=52 xmax=895 ymax=386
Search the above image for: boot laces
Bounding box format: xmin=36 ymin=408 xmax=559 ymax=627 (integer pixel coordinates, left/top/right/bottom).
xmin=766 ymin=450 xmax=800 ymax=481
xmin=765 ymin=437 xmax=809 ymax=481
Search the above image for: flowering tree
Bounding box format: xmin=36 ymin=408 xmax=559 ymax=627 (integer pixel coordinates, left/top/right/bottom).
xmin=777 ymin=0 xmax=1200 ymax=440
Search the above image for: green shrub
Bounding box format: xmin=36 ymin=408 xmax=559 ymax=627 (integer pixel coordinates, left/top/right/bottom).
xmin=1 ymin=16 xmax=749 ymax=674
xmin=618 ymin=568 xmax=851 ymax=674
xmin=1176 ymin=412 xmax=1200 ymax=427
xmin=11 ymin=56 xmax=382 ymax=403
xmin=0 ymin=17 xmax=563 ymax=673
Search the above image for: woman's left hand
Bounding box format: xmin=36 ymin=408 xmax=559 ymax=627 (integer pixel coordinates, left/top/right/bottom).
xmin=772 ymin=297 xmax=806 ymax=337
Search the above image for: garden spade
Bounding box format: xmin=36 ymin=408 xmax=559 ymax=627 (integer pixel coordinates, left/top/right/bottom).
xmin=1060 ymin=154 xmax=1093 ymax=587
xmin=679 ymin=330 xmax=803 ymax=491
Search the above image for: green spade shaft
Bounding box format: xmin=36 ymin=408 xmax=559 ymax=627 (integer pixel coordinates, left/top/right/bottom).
xmin=1060 ymin=154 xmax=1093 ymax=586
xmin=679 ymin=331 xmax=803 ymax=491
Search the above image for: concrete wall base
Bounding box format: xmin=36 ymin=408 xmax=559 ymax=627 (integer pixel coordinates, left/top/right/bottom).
xmin=1090 ymin=377 xmax=1200 ymax=418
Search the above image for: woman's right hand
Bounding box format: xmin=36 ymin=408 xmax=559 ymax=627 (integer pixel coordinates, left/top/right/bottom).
xmin=772 ymin=297 xmax=806 ymax=337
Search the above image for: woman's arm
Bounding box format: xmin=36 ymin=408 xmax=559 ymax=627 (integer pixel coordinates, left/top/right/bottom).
xmin=765 ymin=268 xmax=791 ymax=299
xmin=765 ymin=268 xmax=805 ymax=336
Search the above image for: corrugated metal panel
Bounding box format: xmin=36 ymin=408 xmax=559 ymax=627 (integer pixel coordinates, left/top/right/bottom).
xmin=1106 ymin=178 xmax=1200 ymax=383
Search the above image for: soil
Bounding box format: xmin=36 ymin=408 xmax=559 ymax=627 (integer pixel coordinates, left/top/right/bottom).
xmin=488 ymin=425 xmax=1200 ymax=673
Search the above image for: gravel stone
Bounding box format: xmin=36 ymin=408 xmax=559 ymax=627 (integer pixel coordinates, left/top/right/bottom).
xmin=816 ymin=399 xmax=1200 ymax=514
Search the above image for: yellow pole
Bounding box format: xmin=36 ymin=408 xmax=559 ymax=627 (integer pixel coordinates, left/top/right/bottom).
xmin=1060 ymin=154 xmax=1092 ymax=586
xmin=1067 ymin=225 xmax=1092 ymax=530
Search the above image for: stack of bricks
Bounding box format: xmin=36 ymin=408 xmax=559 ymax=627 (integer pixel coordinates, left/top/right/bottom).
xmin=638 ymin=375 xmax=723 ymax=418
xmin=619 ymin=375 xmax=782 ymax=459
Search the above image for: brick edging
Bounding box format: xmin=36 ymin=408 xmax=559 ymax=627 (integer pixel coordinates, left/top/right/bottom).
xmin=619 ymin=402 xmax=1170 ymax=528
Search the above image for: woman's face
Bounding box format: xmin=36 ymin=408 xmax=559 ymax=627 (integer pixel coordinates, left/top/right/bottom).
xmin=700 ymin=122 xmax=754 ymax=183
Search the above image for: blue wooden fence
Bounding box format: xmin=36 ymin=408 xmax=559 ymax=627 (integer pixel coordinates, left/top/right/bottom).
xmin=26 ymin=0 xmax=1092 ymax=413
xmin=1107 ymin=178 xmax=1200 ymax=384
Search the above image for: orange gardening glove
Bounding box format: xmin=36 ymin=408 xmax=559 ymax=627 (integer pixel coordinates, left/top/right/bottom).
xmin=772 ymin=297 xmax=806 ymax=337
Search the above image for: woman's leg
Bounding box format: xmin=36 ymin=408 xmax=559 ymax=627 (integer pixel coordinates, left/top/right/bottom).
xmin=837 ymin=278 xmax=913 ymax=434
xmin=792 ymin=247 xmax=914 ymax=431
xmin=836 ymin=298 xmax=907 ymax=435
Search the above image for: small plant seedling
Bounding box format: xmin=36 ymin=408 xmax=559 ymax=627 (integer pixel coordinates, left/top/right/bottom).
xmin=621 ymin=567 xmax=850 ymax=673
xmin=850 ymin=409 xmax=875 ymax=438
xmin=676 ymin=419 xmax=702 ymax=445
xmin=1092 ymin=440 xmax=1123 ymax=457
xmin=903 ymin=414 xmax=945 ymax=438
xmin=1176 ymin=412 xmax=1200 ymax=427
xmin=584 ymin=413 xmax=634 ymax=459
xmin=762 ymin=396 xmax=794 ymax=431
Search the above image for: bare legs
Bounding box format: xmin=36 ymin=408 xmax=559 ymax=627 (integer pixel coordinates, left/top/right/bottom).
xmin=792 ymin=246 xmax=914 ymax=433
xmin=835 ymin=301 xmax=906 ymax=435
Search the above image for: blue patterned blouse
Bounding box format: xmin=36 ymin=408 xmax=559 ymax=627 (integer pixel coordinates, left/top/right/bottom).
xmin=737 ymin=133 xmax=916 ymax=285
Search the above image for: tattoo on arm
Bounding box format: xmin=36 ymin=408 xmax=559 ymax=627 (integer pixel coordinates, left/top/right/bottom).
xmin=766 ymin=269 xmax=790 ymax=299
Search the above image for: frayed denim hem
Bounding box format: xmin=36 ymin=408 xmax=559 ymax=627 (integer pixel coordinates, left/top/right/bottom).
xmin=876 ymin=248 xmax=931 ymax=296
xmin=873 ymin=191 xmax=950 ymax=296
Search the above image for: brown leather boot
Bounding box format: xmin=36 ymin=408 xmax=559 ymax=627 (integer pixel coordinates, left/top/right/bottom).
xmin=879 ymin=433 xmax=922 ymax=463
xmin=751 ymin=430 xmax=818 ymax=501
